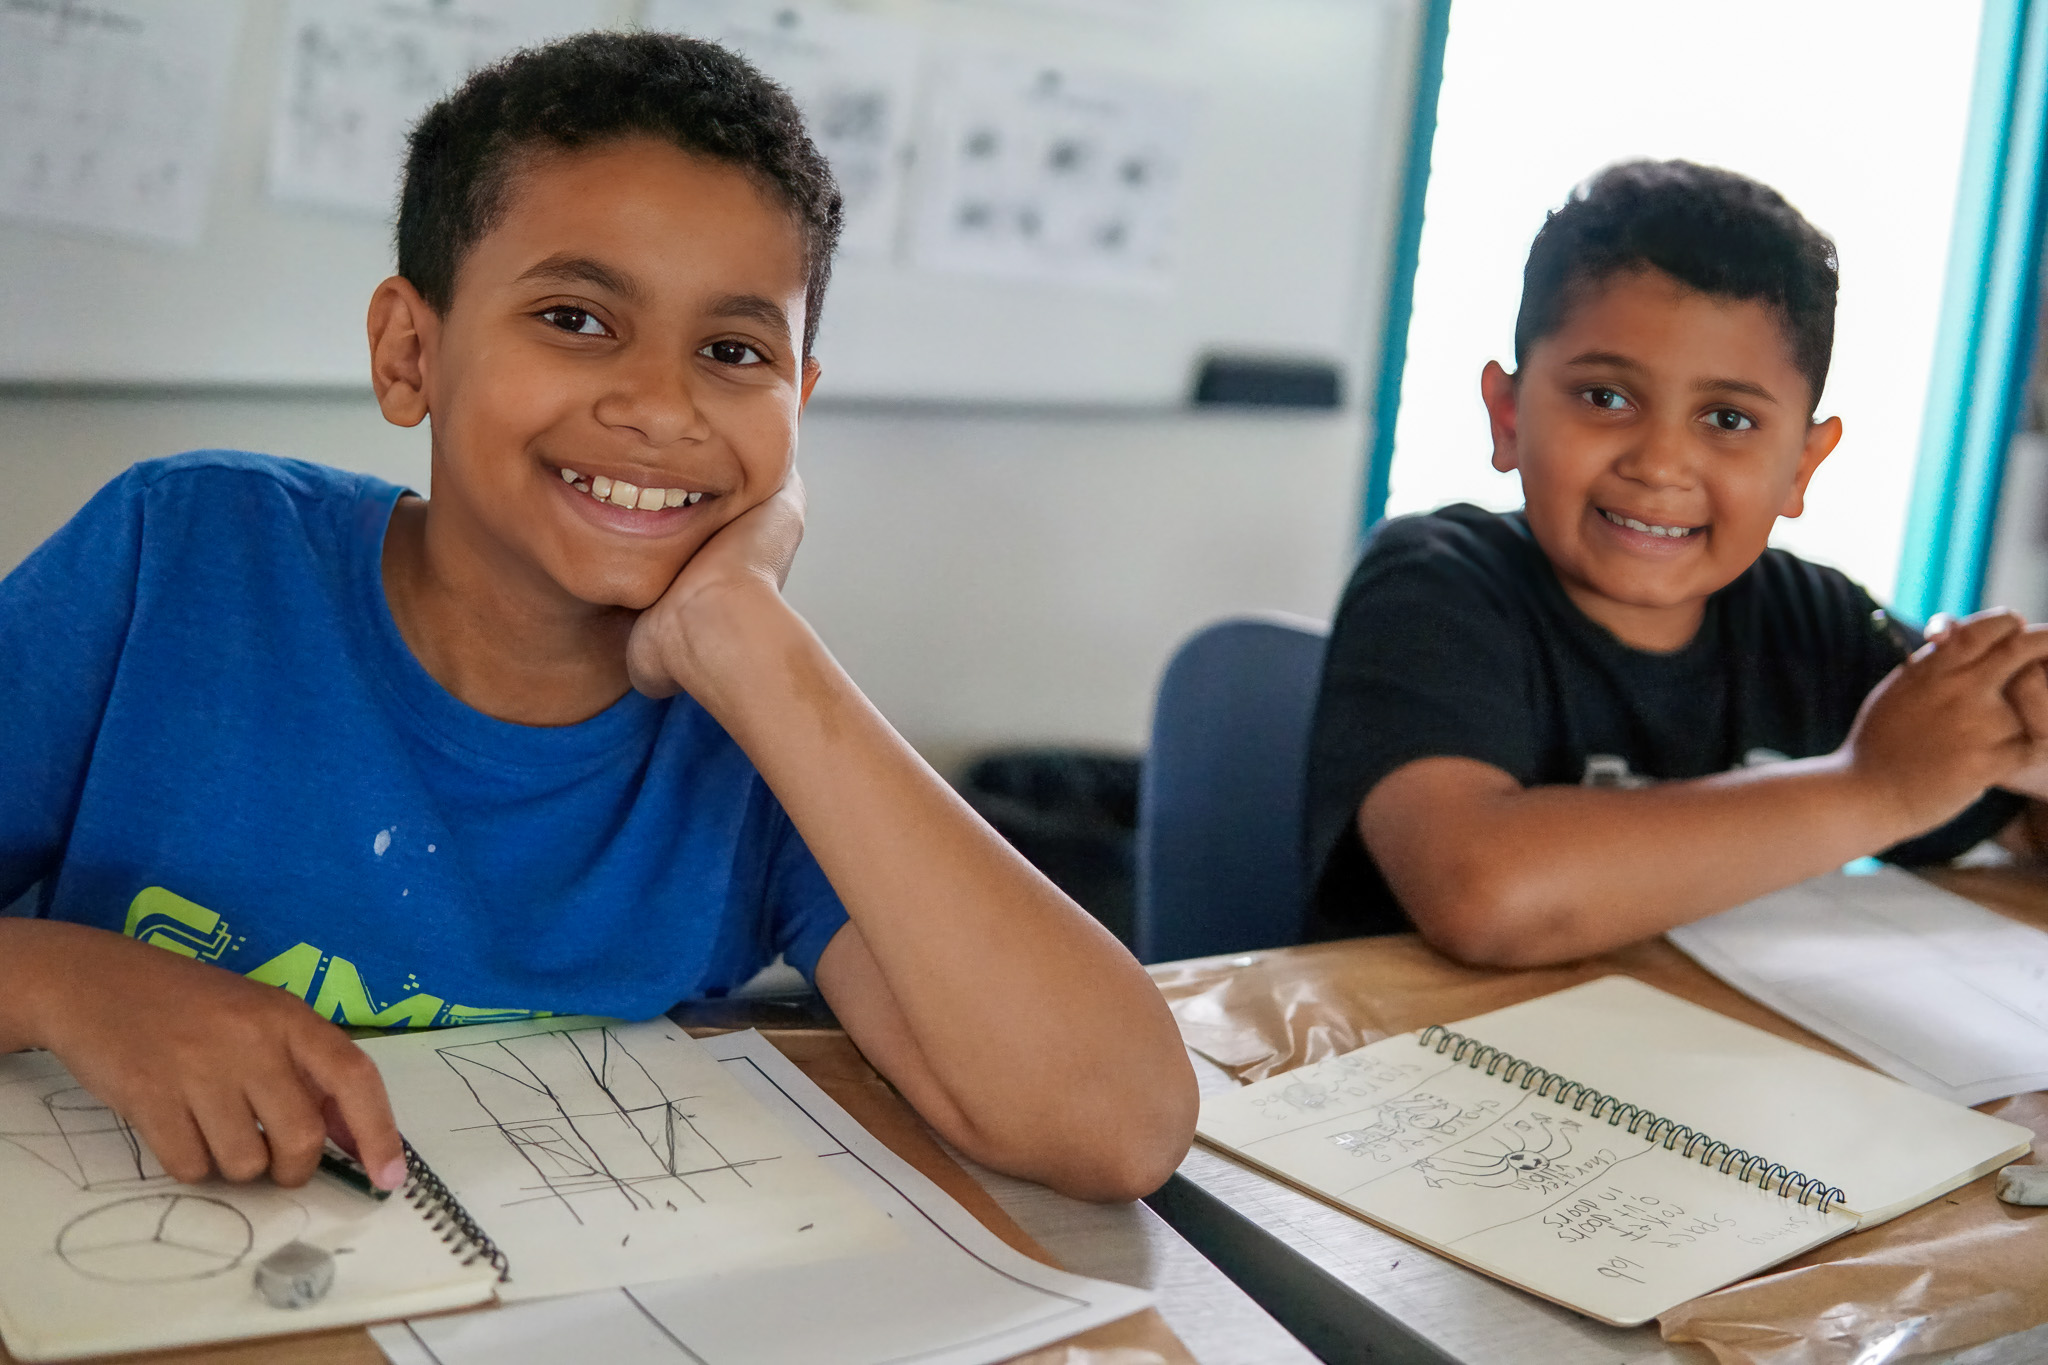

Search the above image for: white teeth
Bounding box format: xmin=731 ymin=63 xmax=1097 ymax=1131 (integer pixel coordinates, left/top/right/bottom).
xmin=1603 ymin=509 xmax=1696 ymax=538
xmin=566 ymin=474 xmax=702 ymax=513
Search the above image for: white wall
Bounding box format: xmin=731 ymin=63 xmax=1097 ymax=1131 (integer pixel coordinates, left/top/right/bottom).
xmin=0 ymin=393 xmax=1367 ymax=761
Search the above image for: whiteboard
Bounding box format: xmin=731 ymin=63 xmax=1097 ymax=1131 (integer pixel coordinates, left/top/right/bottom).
xmin=0 ymin=0 xmax=1419 ymax=405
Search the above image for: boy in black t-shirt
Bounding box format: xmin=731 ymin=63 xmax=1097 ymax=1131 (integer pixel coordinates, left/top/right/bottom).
xmin=1305 ymin=160 xmax=2048 ymax=964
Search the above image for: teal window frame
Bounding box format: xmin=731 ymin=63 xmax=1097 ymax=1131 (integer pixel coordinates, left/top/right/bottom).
xmin=1892 ymin=0 xmax=2048 ymax=622
xmin=1360 ymin=0 xmax=1452 ymax=532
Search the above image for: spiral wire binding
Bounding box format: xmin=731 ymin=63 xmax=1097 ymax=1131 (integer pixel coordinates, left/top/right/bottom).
xmin=401 ymin=1138 xmax=511 ymax=1282
xmin=1415 ymin=1024 xmax=1847 ymax=1214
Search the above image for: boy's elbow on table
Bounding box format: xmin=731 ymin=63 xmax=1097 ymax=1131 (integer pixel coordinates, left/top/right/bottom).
xmin=998 ymin=1083 xmax=1197 ymax=1204
xmin=957 ymin=1044 xmax=1197 ymax=1203
xmin=1405 ymin=861 xmax=1579 ymax=970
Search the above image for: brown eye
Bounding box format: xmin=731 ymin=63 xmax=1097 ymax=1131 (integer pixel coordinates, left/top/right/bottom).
xmin=539 ymin=307 xmax=606 ymax=336
xmin=1585 ymin=387 xmax=1627 ymax=411
xmin=1706 ymin=407 xmax=1755 ymax=431
xmin=700 ymin=340 xmax=764 ymax=365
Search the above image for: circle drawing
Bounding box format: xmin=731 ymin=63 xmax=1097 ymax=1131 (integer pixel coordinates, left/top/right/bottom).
xmin=56 ymin=1194 xmax=253 ymax=1283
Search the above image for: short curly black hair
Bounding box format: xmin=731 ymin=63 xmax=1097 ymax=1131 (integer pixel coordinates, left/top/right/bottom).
xmin=1515 ymin=160 xmax=1838 ymax=409
xmin=398 ymin=30 xmax=843 ymax=354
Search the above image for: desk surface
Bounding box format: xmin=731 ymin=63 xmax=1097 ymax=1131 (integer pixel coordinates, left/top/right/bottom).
xmin=1154 ymin=867 xmax=2048 ymax=1365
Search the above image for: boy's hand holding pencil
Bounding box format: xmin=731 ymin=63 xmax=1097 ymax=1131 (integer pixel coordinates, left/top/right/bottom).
xmin=0 ymin=918 xmax=407 ymax=1191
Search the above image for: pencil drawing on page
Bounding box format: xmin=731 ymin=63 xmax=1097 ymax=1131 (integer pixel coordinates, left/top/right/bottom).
xmin=438 ymin=1026 xmax=786 ymax=1222
xmin=0 ymin=1075 xmax=299 ymax=1286
xmin=1413 ymin=1112 xmax=1594 ymax=1192
xmin=0 ymin=1084 xmax=166 ymax=1191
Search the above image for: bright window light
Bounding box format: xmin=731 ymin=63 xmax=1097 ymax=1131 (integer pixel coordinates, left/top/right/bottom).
xmin=1385 ymin=0 xmax=1986 ymax=602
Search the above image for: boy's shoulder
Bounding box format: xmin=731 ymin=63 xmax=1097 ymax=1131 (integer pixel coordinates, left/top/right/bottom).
xmin=82 ymin=452 xmax=406 ymax=558
xmin=122 ymin=450 xmax=394 ymax=504
xmin=1363 ymin=502 xmax=1533 ymax=563
xmin=1339 ymin=503 xmax=1547 ymax=620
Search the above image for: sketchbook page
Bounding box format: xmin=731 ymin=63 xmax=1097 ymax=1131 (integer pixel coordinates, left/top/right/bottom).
xmin=0 ymin=1050 xmax=494 ymax=1364
xmin=1451 ymin=976 xmax=2032 ymax=1224
xmin=1197 ymin=1034 xmax=1855 ymax=1327
xmin=361 ymin=1017 xmax=898 ymax=1302
xmin=0 ymin=0 xmax=242 ymax=246
xmin=371 ymin=1029 xmax=1151 ymax=1365
xmin=1670 ymin=867 xmax=2048 ymax=1106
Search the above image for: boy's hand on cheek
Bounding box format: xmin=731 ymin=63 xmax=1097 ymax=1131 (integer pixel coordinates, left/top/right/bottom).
xmin=1846 ymin=609 xmax=2048 ymax=836
xmin=626 ymin=472 xmax=806 ymax=700
xmin=0 ymin=920 xmax=406 ymax=1191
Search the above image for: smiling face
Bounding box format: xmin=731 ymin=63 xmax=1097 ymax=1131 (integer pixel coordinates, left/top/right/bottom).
xmin=1482 ymin=268 xmax=1841 ymax=652
xmin=403 ymin=135 xmax=818 ymax=613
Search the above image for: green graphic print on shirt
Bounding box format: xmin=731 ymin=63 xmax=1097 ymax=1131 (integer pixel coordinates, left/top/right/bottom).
xmin=123 ymin=886 xmax=544 ymax=1029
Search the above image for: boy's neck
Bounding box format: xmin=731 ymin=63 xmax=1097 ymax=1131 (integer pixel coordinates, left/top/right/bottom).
xmin=1557 ymin=580 xmax=1709 ymax=653
xmin=381 ymin=495 xmax=639 ymax=727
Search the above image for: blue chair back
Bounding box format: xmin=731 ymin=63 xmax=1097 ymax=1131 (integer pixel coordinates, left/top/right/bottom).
xmin=1134 ymin=614 xmax=1329 ymax=964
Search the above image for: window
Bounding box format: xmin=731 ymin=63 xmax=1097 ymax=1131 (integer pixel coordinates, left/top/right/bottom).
xmin=1383 ymin=0 xmax=1986 ymax=600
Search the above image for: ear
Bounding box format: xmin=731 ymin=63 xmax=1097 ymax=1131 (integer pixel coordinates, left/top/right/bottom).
xmin=1778 ymin=414 xmax=1843 ymax=519
xmin=799 ymin=355 xmax=822 ymax=409
xmin=1481 ymin=360 xmax=1521 ymax=473
xmin=367 ymin=276 xmax=438 ymax=428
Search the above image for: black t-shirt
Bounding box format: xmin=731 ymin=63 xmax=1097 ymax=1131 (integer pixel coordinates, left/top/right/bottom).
xmin=1303 ymin=504 xmax=2023 ymax=940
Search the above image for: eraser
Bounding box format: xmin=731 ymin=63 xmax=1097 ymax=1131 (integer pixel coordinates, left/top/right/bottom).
xmin=255 ymin=1240 xmax=336 ymax=1309
xmin=1996 ymin=1163 xmax=2048 ymax=1206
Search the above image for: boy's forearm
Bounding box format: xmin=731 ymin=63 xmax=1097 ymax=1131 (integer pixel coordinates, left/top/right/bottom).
xmin=666 ymin=584 xmax=1195 ymax=1194
xmin=1368 ymin=753 xmax=1920 ymax=967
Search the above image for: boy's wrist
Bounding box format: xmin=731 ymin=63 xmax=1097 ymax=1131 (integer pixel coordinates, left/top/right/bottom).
xmin=651 ymin=577 xmax=808 ymax=705
xmin=0 ymin=918 xmax=74 ymax=1053
xmin=1830 ymin=751 xmax=1934 ymax=852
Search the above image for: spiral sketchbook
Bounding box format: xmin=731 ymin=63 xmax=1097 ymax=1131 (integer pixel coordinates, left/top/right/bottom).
xmin=1196 ymin=976 xmax=2033 ymax=1326
xmin=0 ymin=1017 xmax=896 ymax=1361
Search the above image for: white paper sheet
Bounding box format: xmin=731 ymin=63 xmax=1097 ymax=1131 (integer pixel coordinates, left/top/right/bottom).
xmin=0 ymin=0 xmax=242 ymax=246
xmin=647 ymin=0 xmax=922 ymax=261
xmin=363 ymin=1018 xmax=898 ymax=1302
xmin=908 ymin=49 xmax=1196 ymax=290
xmin=1668 ymin=867 xmax=2048 ymax=1106
xmin=266 ymin=0 xmax=609 ymax=217
xmin=370 ymin=1029 xmax=1152 ymax=1365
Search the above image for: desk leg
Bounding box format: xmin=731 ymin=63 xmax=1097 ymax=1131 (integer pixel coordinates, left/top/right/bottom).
xmin=1145 ymin=1175 xmax=1461 ymax=1365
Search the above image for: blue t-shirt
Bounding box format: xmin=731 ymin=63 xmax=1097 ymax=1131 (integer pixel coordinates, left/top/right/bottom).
xmin=0 ymin=452 xmax=848 ymax=1026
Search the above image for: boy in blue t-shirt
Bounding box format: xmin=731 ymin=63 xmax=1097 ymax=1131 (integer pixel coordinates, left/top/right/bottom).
xmin=0 ymin=34 xmax=1194 ymax=1202
xmin=1305 ymin=160 xmax=2048 ymax=966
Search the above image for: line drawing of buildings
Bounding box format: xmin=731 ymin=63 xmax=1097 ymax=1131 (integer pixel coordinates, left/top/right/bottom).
xmin=437 ymin=1026 xmax=784 ymax=1223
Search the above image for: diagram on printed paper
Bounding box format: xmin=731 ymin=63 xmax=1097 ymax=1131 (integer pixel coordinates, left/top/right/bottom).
xmin=438 ymin=1026 xmax=788 ymax=1223
xmin=910 ymin=51 xmax=1198 ymax=290
xmin=648 ymin=0 xmax=923 ymax=261
xmin=0 ymin=0 xmax=243 ymax=245
xmin=267 ymin=0 xmax=609 ymax=217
